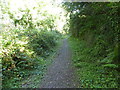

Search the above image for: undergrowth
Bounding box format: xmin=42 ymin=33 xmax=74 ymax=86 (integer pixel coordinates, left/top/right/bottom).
xmin=1 ymin=28 xmax=62 ymax=88
xmin=69 ymin=37 xmax=119 ymax=88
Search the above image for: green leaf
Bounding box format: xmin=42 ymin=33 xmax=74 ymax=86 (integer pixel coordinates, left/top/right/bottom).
xmin=103 ymin=64 xmax=118 ymax=68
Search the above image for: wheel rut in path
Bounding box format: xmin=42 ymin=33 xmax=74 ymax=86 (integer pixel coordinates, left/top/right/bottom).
xmin=40 ymin=39 xmax=79 ymax=88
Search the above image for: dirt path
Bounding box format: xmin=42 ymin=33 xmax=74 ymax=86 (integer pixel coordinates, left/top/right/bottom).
xmin=40 ymin=39 xmax=79 ymax=88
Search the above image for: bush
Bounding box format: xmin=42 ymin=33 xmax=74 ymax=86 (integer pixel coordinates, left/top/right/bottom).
xmin=1 ymin=28 xmax=61 ymax=87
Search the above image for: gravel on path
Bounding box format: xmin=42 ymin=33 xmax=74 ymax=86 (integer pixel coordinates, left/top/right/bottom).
xmin=40 ymin=39 xmax=79 ymax=88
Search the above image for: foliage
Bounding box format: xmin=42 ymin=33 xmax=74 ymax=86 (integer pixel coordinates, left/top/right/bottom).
xmin=28 ymin=30 xmax=61 ymax=57
xmin=0 ymin=0 xmax=62 ymax=88
xmin=103 ymin=64 xmax=118 ymax=69
xmin=69 ymin=38 xmax=119 ymax=88
xmin=63 ymin=2 xmax=119 ymax=51
xmin=1 ymin=27 xmax=61 ymax=88
xmin=63 ymin=2 xmax=120 ymax=88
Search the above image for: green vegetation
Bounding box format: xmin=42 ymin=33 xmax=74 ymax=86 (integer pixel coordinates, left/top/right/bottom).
xmin=1 ymin=29 xmax=61 ymax=88
xmin=0 ymin=0 xmax=63 ymax=88
xmin=1 ymin=0 xmax=120 ymax=88
xmin=69 ymin=38 xmax=118 ymax=88
xmin=63 ymin=2 xmax=120 ymax=88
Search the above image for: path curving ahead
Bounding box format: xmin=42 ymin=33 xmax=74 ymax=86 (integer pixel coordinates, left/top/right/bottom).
xmin=40 ymin=39 xmax=79 ymax=88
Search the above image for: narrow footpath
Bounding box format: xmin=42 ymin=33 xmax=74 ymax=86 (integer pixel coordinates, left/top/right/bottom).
xmin=40 ymin=39 xmax=79 ymax=88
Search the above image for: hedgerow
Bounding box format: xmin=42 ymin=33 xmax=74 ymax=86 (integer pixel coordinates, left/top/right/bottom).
xmin=1 ymin=27 xmax=61 ymax=87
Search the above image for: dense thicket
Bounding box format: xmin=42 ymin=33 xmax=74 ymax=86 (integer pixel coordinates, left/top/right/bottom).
xmin=1 ymin=28 xmax=61 ymax=87
xmin=63 ymin=2 xmax=120 ymax=88
xmin=63 ymin=2 xmax=120 ymax=72
xmin=0 ymin=0 xmax=62 ymax=88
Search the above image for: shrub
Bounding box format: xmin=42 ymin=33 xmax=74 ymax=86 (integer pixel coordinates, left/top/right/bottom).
xmin=1 ymin=28 xmax=61 ymax=87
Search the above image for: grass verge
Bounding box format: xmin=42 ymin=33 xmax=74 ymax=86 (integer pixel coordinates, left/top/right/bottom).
xmin=68 ymin=37 xmax=119 ymax=88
